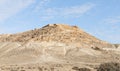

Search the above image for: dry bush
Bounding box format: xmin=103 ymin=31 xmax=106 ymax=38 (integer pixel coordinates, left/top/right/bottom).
xmin=97 ymin=62 xmax=120 ymax=71
xmin=20 ymin=70 xmax=26 ymax=71
xmin=38 ymin=67 xmax=42 ymax=71
xmin=72 ymin=66 xmax=91 ymax=71
xmin=78 ymin=68 xmax=91 ymax=71
xmin=114 ymin=44 xmax=119 ymax=48
xmin=91 ymin=46 xmax=101 ymax=50
xmin=10 ymin=70 xmax=18 ymax=71
xmin=72 ymin=66 xmax=79 ymax=70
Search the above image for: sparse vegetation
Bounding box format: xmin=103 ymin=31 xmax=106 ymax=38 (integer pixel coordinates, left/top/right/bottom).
xmin=114 ymin=44 xmax=120 ymax=48
xmin=38 ymin=67 xmax=42 ymax=71
xmin=72 ymin=67 xmax=91 ymax=71
xmin=0 ymin=24 xmax=119 ymax=71
xmin=91 ymin=46 xmax=101 ymax=50
xmin=72 ymin=66 xmax=79 ymax=70
xmin=78 ymin=68 xmax=91 ymax=71
xmin=20 ymin=70 xmax=26 ymax=71
xmin=97 ymin=62 xmax=120 ymax=71
xmin=10 ymin=70 xmax=18 ymax=71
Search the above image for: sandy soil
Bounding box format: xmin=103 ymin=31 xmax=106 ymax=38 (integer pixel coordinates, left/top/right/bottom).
xmin=0 ymin=42 xmax=119 ymax=71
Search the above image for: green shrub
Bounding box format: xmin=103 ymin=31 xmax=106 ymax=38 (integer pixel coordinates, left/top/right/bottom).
xmin=97 ymin=62 xmax=120 ymax=71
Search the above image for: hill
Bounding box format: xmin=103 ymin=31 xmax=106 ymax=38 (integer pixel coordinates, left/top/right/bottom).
xmin=0 ymin=24 xmax=114 ymax=48
xmin=0 ymin=24 xmax=120 ymax=71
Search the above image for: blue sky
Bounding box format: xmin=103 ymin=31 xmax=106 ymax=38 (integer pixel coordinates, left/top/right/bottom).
xmin=0 ymin=0 xmax=120 ymax=43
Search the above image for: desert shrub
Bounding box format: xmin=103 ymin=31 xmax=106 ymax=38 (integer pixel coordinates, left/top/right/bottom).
xmin=78 ymin=68 xmax=91 ymax=71
xmin=91 ymin=46 xmax=101 ymax=50
xmin=32 ymin=67 xmax=36 ymax=69
xmin=28 ymin=67 xmax=32 ymax=69
xmin=72 ymin=66 xmax=91 ymax=71
xmin=97 ymin=62 xmax=120 ymax=71
xmin=20 ymin=70 xmax=26 ymax=71
xmin=114 ymin=44 xmax=119 ymax=48
xmin=50 ymin=68 xmax=54 ymax=71
xmin=72 ymin=66 xmax=79 ymax=70
xmin=44 ymin=68 xmax=48 ymax=70
xmin=21 ymin=67 xmax=24 ymax=69
xmin=10 ymin=70 xmax=18 ymax=71
xmin=38 ymin=67 xmax=42 ymax=71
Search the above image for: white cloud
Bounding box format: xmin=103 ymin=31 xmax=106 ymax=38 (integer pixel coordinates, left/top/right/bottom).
xmin=62 ymin=3 xmax=95 ymax=16
xmin=104 ymin=16 xmax=120 ymax=24
xmin=39 ymin=3 xmax=95 ymax=21
xmin=0 ymin=0 xmax=35 ymax=22
xmin=33 ymin=0 xmax=51 ymax=12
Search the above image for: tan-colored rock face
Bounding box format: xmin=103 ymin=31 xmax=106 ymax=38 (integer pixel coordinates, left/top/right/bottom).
xmin=0 ymin=24 xmax=114 ymax=48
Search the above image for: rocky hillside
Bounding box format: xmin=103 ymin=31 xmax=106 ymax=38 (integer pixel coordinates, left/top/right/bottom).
xmin=0 ymin=24 xmax=120 ymax=70
xmin=0 ymin=24 xmax=114 ymax=48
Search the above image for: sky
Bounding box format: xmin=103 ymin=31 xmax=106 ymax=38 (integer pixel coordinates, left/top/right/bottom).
xmin=0 ymin=0 xmax=120 ymax=43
